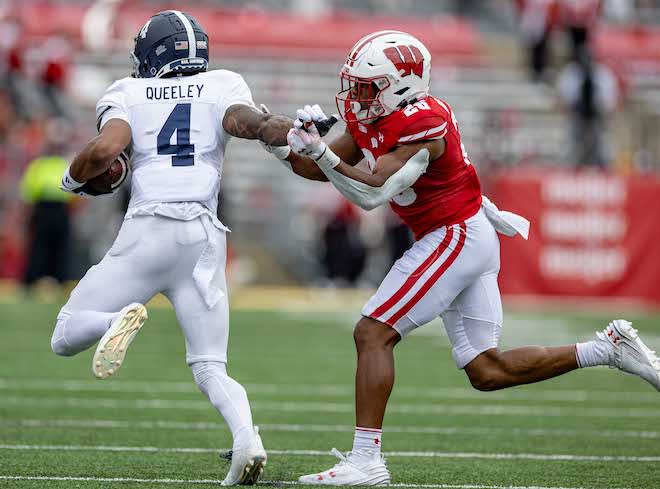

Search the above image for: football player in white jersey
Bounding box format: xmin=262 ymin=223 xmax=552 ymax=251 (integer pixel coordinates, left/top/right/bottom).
xmin=54 ymin=11 xmax=294 ymax=485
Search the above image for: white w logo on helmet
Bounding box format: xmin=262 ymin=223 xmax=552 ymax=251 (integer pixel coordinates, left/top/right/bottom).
xmin=336 ymin=31 xmax=432 ymax=124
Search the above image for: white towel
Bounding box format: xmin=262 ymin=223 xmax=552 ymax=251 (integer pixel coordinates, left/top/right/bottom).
xmin=481 ymin=195 xmax=530 ymax=240
xmin=193 ymin=214 xmax=225 ymax=309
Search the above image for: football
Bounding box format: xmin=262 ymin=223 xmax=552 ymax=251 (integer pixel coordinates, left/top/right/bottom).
xmin=85 ymin=151 xmax=130 ymax=195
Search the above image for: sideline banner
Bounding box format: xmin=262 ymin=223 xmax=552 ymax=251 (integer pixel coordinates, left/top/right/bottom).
xmin=490 ymin=170 xmax=660 ymax=305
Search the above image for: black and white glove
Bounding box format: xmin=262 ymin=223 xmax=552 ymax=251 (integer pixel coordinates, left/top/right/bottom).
xmin=288 ymin=104 xmax=340 ymax=170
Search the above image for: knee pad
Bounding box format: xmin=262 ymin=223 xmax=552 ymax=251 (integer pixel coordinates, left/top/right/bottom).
xmin=191 ymin=361 xmax=228 ymax=386
xmin=191 ymin=361 xmax=248 ymax=408
xmin=51 ymin=309 xmax=74 ymax=356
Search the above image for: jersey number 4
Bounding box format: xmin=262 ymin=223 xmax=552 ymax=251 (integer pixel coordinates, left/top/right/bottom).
xmin=157 ymin=103 xmax=195 ymax=166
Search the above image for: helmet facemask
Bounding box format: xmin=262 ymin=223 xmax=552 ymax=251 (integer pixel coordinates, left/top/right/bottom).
xmin=337 ymin=30 xmax=432 ymax=124
xmin=336 ymin=71 xmax=390 ymax=124
xmin=130 ymin=51 xmax=141 ymax=78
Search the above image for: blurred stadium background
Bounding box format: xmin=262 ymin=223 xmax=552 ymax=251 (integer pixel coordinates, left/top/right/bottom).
xmin=1 ymin=0 xmax=660 ymax=307
xmin=2 ymin=2 xmax=660 ymax=489
xmin=2 ymin=0 xmax=660 ymax=307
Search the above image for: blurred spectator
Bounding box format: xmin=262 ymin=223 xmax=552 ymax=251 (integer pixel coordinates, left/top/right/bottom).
xmin=384 ymin=212 xmax=413 ymax=268
xmin=514 ymin=0 xmax=561 ymax=82
xmin=39 ymin=34 xmax=73 ymax=118
xmin=559 ymin=0 xmax=602 ymax=62
xmin=19 ymin=120 xmax=76 ymax=288
xmin=0 ymin=16 xmax=26 ymax=118
xmin=557 ymin=48 xmax=619 ymax=167
xmin=321 ymin=200 xmax=366 ymax=286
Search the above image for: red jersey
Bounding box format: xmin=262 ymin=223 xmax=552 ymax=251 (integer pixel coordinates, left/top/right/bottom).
xmin=346 ymin=96 xmax=482 ymax=239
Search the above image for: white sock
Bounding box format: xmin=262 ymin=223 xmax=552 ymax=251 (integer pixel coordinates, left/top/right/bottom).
xmin=51 ymin=309 xmax=116 ymax=356
xmin=191 ymin=361 xmax=255 ymax=450
xmin=352 ymin=427 xmax=382 ymax=458
xmin=576 ymin=340 xmax=614 ymax=367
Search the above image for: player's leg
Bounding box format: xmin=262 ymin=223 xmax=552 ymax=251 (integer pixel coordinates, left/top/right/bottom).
xmin=465 ymin=345 xmax=579 ymax=391
xmin=441 ymin=270 xmax=577 ymax=390
xmin=299 ymin=220 xmax=479 ymax=486
xmin=169 ymin=286 xmax=256 ymax=451
xmin=463 ymin=319 xmax=660 ymax=391
xmin=353 ymin=317 xmax=401 ymax=429
xmin=164 ymin=217 xmax=264 ymax=485
xmin=445 ymin=249 xmax=660 ymax=392
xmin=51 ymin=217 xmax=162 ymax=362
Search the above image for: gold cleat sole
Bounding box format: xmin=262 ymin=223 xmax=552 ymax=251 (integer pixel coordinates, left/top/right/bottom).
xmin=238 ymin=456 xmax=266 ymax=485
xmin=92 ymin=304 xmax=148 ymax=380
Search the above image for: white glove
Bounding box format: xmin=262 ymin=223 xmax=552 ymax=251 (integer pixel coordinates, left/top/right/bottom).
xmin=288 ymin=104 xmax=330 ymax=160
xmin=258 ymin=104 xmax=291 ymax=160
xmin=293 ymin=104 xmax=328 ymax=129
xmin=60 ymin=166 xmax=86 ymax=195
xmin=287 ymin=126 xmax=326 ymax=160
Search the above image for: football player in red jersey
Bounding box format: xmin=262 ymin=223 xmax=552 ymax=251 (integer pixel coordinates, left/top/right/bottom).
xmin=262 ymin=30 xmax=660 ymax=486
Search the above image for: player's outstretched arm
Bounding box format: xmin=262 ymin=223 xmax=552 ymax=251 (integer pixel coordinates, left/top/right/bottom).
xmin=251 ymin=103 xmax=363 ymax=182
xmin=288 ymin=111 xmax=444 ymax=210
xmin=68 ymin=119 xmax=132 ymax=183
xmin=222 ymin=104 xmax=293 ymax=146
xmin=284 ymin=125 xmax=364 ymax=182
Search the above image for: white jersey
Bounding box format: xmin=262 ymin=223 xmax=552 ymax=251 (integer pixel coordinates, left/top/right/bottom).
xmin=95 ymin=69 xmax=255 ymax=219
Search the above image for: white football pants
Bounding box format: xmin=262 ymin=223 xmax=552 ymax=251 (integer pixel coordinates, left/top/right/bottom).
xmin=52 ymin=214 xmax=229 ymax=364
xmin=50 ymin=214 xmax=255 ymax=448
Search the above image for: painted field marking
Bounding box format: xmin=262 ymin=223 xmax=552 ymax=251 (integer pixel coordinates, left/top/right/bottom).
xmin=0 ymin=476 xmax=633 ymax=489
xmin=2 ymin=395 xmax=659 ymax=418
xmin=3 ymin=418 xmax=659 ymax=440
xmin=0 ymin=378 xmax=657 ymax=404
xmin=1 ymin=444 xmax=659 ymax=462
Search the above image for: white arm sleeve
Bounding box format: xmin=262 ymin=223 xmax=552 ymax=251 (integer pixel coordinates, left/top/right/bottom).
xmin=96 ymin=79 xmax=129 ymax=132
xmin=318 ymin=148 xmax=430 ymax=211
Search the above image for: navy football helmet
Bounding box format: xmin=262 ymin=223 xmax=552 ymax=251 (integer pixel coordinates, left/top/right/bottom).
xmin=131 ymin=10 xmax=209 ymax=78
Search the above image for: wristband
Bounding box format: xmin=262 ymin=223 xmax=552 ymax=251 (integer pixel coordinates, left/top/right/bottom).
xmin=314 ymin=144 xmax=340 ymax=170
xmin=270 ymin=145 xmax=291 ymax=160
xmin=61 ymin=167 xmax=85 ymax=192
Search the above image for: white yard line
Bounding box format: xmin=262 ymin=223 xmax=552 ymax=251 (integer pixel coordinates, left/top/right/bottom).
xmin=0 ymin=476 xmax=632 ymax=489
xmin=2 ymin=395 xmax=659 ymax=418
xmin=4 ymin=418 xmax=659 ymax=440
xmin=0 ymin=444 xmax=658 ymax=462
xmin=0 ymin=378 xmax=656 ymax=404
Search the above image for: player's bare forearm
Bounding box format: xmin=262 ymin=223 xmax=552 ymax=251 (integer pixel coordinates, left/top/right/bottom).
xmin=70 ymin=119 xmax=131 ymax=181
xmin=285 ymin=152 xmax=328 ymax=181
xmin=223 ymin=104 xmax=292 ymax=146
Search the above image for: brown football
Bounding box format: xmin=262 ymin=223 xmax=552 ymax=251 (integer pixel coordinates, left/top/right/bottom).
xmin=86 ymin=153 xmax=130 ymax=195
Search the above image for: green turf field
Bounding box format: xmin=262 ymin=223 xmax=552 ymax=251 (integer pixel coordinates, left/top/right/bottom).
xmin=1 ymin=299 xmax=659 ymax=489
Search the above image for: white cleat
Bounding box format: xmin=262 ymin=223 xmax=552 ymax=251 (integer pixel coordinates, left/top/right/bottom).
xmin=221 ymin=426 xmax=267 ymax=486
xmin=298 ymin=448 xmax=391 ymax=486
xmin=92 ymin=303 xmax=148 ymax=380
xmin=598 ymin=319 xmax=660 ymax=391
